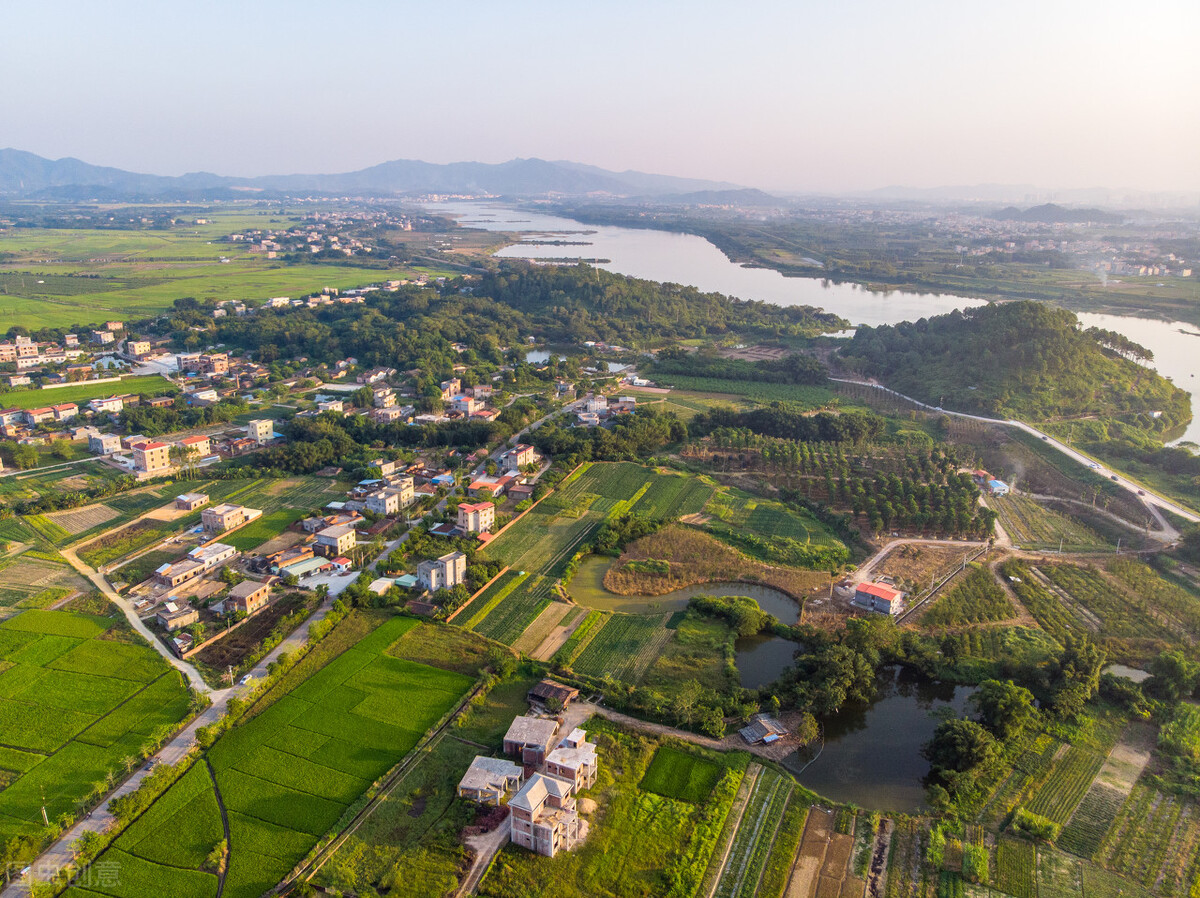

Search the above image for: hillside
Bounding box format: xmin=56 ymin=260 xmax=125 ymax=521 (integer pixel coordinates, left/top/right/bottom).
xmin=838 ymin=301 xmax=1191 ymax=429
xmin=0 ymin=148 xmax=741 ymax=199
xmin=990 ymin=203 xmax=1125 ymax=224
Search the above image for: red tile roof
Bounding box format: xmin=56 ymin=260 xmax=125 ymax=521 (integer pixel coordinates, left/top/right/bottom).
xmin=856 ymin=582 xmax=900 ymax=602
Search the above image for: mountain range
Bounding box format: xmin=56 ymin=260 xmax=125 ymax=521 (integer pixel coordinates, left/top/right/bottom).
xmin=0 ymin=149 xmax=743 ymax=200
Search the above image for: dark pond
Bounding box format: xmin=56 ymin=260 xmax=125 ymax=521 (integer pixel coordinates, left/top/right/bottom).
xmin=784 ymin=667 xmax=973 ymax=813
xmin=734 ymin=634 xmax=799 ymax=689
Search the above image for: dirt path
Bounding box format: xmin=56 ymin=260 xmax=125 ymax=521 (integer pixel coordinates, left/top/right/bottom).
xmin=531 ymin=606 xmax=587 ymax=661
xmin=703 ymin=765 xmax=762 ymax=898
xmin=987 ymin=557 xmax=1041 ymax=629
xmin=457 ymin=824 xmax=510 ymax=897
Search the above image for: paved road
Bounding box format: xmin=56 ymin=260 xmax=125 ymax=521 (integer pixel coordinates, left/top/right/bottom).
xmin=831 ymin=378 xmax=1199 ymax=526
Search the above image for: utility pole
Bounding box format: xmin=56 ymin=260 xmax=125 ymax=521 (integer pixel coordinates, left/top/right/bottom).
xmin=40 ymin=787 xmax=48 ymax=826
xmin=1059 ymin=536 xmax=1064 ymax=554
xmin=227 ymin=664 xmax=234 ymax=686
xmin=1116 ymin=537 xmax=1121 ymax=554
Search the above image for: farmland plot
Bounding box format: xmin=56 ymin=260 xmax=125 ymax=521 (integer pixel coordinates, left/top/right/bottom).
xmin=990 ymin=494 xmax=1110 ymax=552
xmin=570 ymin=612 xmax=674 ymax=682
xmin=44 ymin=503 xmax=120 ymax=536
xmin=712 ymin=767 xmax=793 ymax=898
xmin=75 ymin=614 xmax=473 ymax=898
xmin=1024 ymin=745 xmax=1105 ymax=826
xmin=0 ymin=609 xmax=191 ymax=844
xmin=469 ymin=574 xmax=555 ymax=645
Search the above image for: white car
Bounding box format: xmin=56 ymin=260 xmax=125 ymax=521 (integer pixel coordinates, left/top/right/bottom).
xmin=1088 ymin=463 xmax=1100 ymax=469
xmin=239 ymin=674 xmax=254 ymax=685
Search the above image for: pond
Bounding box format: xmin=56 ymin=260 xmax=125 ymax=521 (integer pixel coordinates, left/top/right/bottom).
xmin=784 ymin=667 xmax=973 ymax=813
xmin=734 ymin=634 xmax=798 ymax=689
xmin=568 ymin=554 xmax=799 ymax=622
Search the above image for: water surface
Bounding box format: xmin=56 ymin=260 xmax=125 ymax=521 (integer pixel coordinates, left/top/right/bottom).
xmin=785 ymin=667 xmax=972 ymax=813
xmin=568 ymin=555 xmax=799 ymax=622
xmin=429 ymin=201 xmax=1198 ymax=445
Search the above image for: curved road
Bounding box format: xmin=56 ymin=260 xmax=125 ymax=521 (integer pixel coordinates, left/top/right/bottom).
xmin=830 ymin=378 xmax=1199 ymax=526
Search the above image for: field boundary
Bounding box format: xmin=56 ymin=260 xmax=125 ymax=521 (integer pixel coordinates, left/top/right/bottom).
xmin=446 ymin=566 xmax=511 ymax=623
xmin=273 ymin=677 xmax=490 ymax=894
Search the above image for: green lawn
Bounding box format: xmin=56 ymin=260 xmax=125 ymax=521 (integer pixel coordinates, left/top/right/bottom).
xmin=0 ymin=375 xmax=176 ymax=409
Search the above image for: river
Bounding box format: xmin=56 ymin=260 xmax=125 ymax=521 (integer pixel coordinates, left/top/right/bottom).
xmin=428 ymin=201 xmax=1200 ymax=445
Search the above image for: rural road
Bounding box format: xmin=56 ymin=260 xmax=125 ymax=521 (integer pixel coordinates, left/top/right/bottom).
xmin=2 ymin=585 xmax=342 ymax=898
xmin=830 ymin=378 xmax=1199 ymax=526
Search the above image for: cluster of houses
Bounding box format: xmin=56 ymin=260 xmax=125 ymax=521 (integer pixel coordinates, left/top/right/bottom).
xmin=457 ymin=680 xmax=598 ymax=858
xmin=87 ymin=420 xmax=275 ymax=477
xmin=576 ymin=394 xmax=636 ymax=427
xmin=224 ymin=208 xmax=418 ymax=260
xmin=0 ymin=324 xmax=124 ymax=373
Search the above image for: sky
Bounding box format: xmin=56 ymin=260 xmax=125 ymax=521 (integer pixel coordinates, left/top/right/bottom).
xmin=3 ymin=0 xmax=1199 ymax=193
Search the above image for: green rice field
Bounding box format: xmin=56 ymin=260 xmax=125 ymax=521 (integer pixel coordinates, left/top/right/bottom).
xmin=0 ymin=375 xmax=176 ymax=410
xmin=74 ymin=614 xmax=473 ymax=898
xmin=0 ymin=609 xmax=193 ymax=843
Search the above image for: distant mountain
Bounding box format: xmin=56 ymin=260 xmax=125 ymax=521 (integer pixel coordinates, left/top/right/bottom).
xmin=990 ymin=203 xmax=1124 ymax=224
xmin=857 ymin=182 xmax=1199 ymax=209
xmin=0 ymin=149 xmax=742 ymax=200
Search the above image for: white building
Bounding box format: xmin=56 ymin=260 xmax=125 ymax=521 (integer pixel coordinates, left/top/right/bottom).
xmin=417 ymin=551 xmax=467 ymax=592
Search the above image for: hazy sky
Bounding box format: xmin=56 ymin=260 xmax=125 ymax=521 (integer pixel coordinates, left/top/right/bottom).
xmin=4 ymin=0 xmax=1198 ymax=192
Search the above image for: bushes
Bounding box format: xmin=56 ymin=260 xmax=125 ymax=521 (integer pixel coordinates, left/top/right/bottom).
xmin=689 ymin=594 xmax=775 ymax=637
xmin=1011 ymin=807 xmax=1061 ymax=842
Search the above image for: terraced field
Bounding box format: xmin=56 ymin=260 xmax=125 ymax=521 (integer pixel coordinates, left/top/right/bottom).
xmin=0 ymin=609 xmax=193 ymax=844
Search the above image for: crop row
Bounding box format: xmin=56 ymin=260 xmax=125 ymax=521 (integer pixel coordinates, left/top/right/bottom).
xmin=922 ymin=565 xmax=1014 ymax=627
xmin=976 ymin=734 xmax=1059 ymax=830
xmin=1024 ymin=744 xmax=1104 ymax=825
xmin=991 ymin=494 xmax=1106 ymax=550
xmin=470 ymin=574 xmax=554 ymax=645
xmin=714 ymin=768 xmax=792 ymax=898
xmin=552 ymin=609 xmax=606 ymax=666
xmin=995 ymin=835 xmax=1037 ymax=898
xmin=756 ymin=793 xmax=809 ymax=898
xmin=1040 ymin=563 xmax=1172 ymax=641
xmin=1000 ymin=560 xmax=1079 ymax=644
xmin=1098 ymin=783 xmax=1200 ymax=894
xmin=1057 ymin=783 xmax=1126 ymax=859
xmin=1107 ymin=558 xmax=1200 ymax=638
xmin=571 ymin=612 xmax=672 ymax=681
xmin=462 ymin=570 xmax=527 ymax=629
xmin=633 ymin=474 xmax=713 ymax=519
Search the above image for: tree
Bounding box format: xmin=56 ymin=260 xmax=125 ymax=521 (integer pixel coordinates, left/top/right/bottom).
xmin=924 ymin=718 xmax=1000 ymax=798
xmin=1146 ymin=650 xmax=1200 ymax=703
xmin=10 ymin=443 xmax=38 ymax=469
xmin=972 ymin=680 xmax=1037 ymax=741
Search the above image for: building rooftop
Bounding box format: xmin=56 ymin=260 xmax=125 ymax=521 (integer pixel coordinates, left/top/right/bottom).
xmin=228 ymin=580 xmax=267 ymax=599
xmin=504 ymin=716 xmax=560 ymax=748
xmin=856 ymin=582 xmax=901 ymax=602
xmin=459 ymin=756 xmax=524 ymax=794
xmin=509 ymin=772 xmax=573 ymax=813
